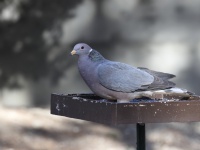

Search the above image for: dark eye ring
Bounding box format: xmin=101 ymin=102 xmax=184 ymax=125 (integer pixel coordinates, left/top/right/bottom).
xmin=81 ymin=46 xmax=84 ymax=49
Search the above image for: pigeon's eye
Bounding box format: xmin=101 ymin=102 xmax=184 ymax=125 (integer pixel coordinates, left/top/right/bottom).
xmin=81 ymin=46 xmax=84 ymax=49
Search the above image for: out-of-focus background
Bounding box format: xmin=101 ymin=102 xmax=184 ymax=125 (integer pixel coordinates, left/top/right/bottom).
xmin=0 ymin=0 xmax=200 ymax=149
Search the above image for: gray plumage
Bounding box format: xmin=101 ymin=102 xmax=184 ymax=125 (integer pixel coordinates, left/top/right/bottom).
xmin=71 ymin=43 xmax=199 ymax=101
xmin=98 ymin=62 xmax=154 ymax=92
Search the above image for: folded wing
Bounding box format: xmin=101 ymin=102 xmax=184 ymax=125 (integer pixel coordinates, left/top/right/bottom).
xmin=98 ymin=62 xmax=175 ymax=92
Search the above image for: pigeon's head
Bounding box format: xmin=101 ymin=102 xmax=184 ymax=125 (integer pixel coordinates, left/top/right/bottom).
xmin=71 ymin=43 xmax=92 ymax=56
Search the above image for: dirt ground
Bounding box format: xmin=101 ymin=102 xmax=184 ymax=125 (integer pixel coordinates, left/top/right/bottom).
xmin=0 ymin=105 xmax=200 ymax=150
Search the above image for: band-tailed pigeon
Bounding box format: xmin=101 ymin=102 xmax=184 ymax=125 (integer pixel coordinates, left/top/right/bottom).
xmin=71 ymin=43 xmax=199 ymax=101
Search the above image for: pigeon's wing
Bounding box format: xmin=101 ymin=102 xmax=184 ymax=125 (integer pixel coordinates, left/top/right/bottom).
xmin=97 ymin=62 xmax=155 ymax=92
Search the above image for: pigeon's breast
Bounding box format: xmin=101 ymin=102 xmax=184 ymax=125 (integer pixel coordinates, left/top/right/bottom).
xmin=78 ymin=56 xmax=100 ymax=91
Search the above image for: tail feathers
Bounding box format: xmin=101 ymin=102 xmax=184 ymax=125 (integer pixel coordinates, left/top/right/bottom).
xmin=138 ymin=67 xmax=176 ymax=80
xmin=138 ymin=67 xmax=176 ymax=90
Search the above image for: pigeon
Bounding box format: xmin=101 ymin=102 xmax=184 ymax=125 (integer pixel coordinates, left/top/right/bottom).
xmin=71 ymin=43 xmax=199 ymax=101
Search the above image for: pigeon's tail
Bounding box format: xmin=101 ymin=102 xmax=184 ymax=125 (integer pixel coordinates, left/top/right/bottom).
xmin=135 ymin=87 xmax=200 ymax=101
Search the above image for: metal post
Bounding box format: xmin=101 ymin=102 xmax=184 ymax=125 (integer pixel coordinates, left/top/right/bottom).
xmin=136 ymin=123 xmax=146 ymax=150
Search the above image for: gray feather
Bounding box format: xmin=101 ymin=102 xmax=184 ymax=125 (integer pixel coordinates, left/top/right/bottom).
xmin=138 ymin=67 xmax=176 ymax=90
xmin=138 ymin=67 xmax=176 ymax=80
xmin=98 ymin=62 xmax=154 ymax=92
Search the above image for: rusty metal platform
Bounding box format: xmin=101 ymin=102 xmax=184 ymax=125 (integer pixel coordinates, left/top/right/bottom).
xmin=51 ymin=93 xmax=200 ymax=150
xmin=51 ymin=93 xmax=200 ymax=125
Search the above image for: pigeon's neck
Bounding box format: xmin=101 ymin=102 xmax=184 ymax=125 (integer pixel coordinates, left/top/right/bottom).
xmin=88 ymin=50 xmax=105 ymax=62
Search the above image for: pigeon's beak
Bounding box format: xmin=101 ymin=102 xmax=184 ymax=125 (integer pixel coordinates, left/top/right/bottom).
xmin=71 ymin=50 xmax=76 ymax=55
